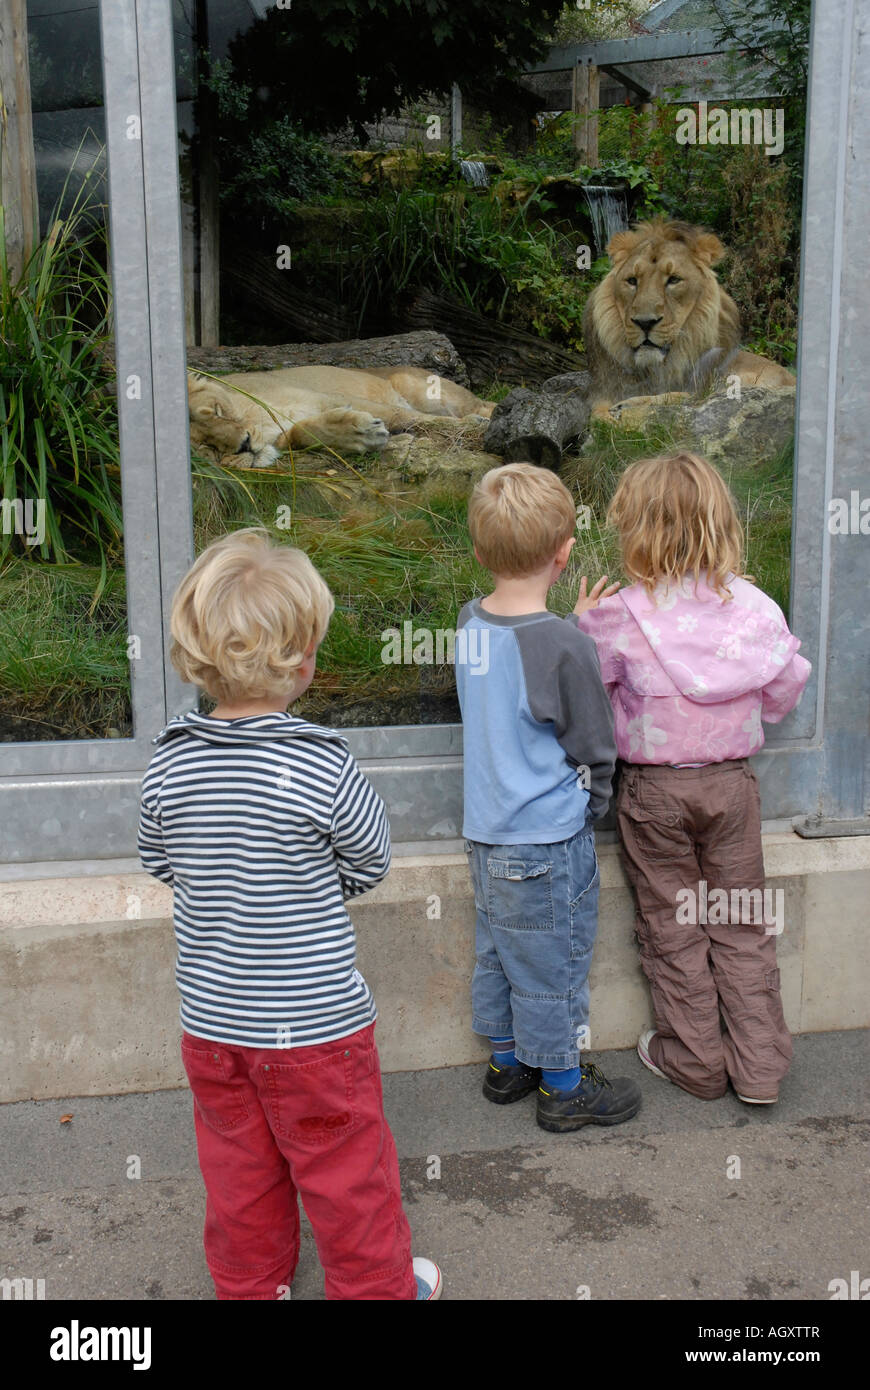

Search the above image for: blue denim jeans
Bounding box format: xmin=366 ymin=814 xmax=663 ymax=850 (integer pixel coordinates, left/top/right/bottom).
xmin=464 ymin=823 xmax=600 ymax=1068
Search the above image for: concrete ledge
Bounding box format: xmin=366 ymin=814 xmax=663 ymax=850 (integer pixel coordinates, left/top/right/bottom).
xmin=1 ymin=832 xmax=869 ymax=1102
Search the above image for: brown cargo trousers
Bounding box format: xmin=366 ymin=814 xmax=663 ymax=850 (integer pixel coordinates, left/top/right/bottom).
xmin=616 ymin=759 xmax=792 ymax=1101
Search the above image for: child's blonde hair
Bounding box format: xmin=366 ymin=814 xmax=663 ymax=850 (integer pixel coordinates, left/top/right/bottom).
xmin=468 ymin=462 xmax=577 ymax=577
xmin=170 ymin=527 xmax=334 ymax=702
xmin=607 ymin=452 xmax=750 ymax=599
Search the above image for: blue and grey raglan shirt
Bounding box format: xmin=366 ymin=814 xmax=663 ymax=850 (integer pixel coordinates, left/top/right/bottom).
xmin=455 ymin=600 xmax=617 ymax=844
xmin=137 ymin=711 xmax=389 ymax=1049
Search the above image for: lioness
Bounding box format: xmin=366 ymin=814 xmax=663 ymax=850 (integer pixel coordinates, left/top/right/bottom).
xmin=188 ymin=364 xmax=495 ymax=465
xmin=583 ymin=219 xmax=795 ymax=418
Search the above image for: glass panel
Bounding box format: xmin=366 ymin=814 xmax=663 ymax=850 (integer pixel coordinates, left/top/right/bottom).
xmin=1 ymin=1 xmax=130 ymax=742
xmin=170 ymin=0 xmax=806 ymax=730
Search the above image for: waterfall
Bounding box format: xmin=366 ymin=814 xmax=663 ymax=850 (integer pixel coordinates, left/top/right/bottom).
xmin=459 ymin=159 xmax=490 ymax=188
xmin=582 ymin=185 xmax=629 ymax=257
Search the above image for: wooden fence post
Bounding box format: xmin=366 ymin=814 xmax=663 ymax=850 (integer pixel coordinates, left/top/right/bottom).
xmin=571 ymin=59 xmax=600 ymax=167
xmin=0 ymin=0 xmax=39 ymax=282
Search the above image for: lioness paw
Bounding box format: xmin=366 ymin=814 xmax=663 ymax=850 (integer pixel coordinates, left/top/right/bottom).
xmin=322 ymin=409 xmax=390 ymax=452
xmin=293 ymin=409 xmax=391 ymax=454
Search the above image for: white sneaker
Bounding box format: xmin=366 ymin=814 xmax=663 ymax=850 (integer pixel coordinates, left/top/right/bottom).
xmin=637 ymin=1029 xmax=668 ymax=1080
xmin=736 ymin=1093 xmax=778 ymax=1105
xmin=413 ymin=1256 xmax=443 ymax=1300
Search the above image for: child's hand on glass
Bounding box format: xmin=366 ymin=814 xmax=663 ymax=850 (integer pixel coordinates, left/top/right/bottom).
xmin=573 ymin=576 xmax=620 ymax=616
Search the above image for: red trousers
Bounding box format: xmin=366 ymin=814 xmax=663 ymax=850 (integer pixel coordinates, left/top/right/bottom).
xmin=180 ymin=1023 xmax=416 ymax=1300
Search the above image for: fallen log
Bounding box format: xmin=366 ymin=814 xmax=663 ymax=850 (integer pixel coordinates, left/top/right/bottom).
xmin=540 ymin=371 xmax=593 ymax=397
xmin=484 ymin=383 xmax=591 ymax=471
xmin=185 ymin=330 xmax=471 ymax=385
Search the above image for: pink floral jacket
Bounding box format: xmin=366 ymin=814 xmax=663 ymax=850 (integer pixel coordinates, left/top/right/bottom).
xmin=572 ymin=574 xmax=812 ymax=765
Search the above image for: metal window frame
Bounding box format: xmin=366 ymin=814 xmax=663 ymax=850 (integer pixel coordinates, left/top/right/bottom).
xmin=0 ymin=0 xmax=866 ymax=865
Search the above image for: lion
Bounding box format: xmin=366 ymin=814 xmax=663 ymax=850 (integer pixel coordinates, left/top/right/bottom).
xmin=582 ymin=219 xmax=795 ymax=419
xmin=188 ymin=364 xmax=495 ymax=466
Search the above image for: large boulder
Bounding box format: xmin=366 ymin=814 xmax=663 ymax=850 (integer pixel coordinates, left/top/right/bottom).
xmin=598 ymin=385 xmax=796 ymax=467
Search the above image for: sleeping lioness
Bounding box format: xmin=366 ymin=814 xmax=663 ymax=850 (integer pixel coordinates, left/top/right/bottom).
xmin=188 ymin=364 xmax=495 ymax=465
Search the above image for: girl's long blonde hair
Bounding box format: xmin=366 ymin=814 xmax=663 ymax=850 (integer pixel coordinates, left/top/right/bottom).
xmin=606 ymin=451 xmax=752 ymax=599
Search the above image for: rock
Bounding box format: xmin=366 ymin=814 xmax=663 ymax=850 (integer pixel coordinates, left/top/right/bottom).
xmin=251 ymin=431 xmax=499 ymax=485
xmin=686 ymin=386 xmax=796 ymax=466
xmin=600 ymin=385 xmax=796 ymax=467
xmin=345 ymin=149 xmax=452 ymax=189
xmin=388 ymin=435 xmax=502 ymax=483
xmin=380 ymin=433 xmax=416 ymax=467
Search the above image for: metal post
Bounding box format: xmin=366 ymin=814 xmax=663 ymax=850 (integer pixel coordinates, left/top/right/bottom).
xmin=791 ymin=0 xmax=869 ymax=834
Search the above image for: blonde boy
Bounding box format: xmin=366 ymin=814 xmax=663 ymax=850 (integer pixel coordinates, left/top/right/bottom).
xmin=138 ymin=528 xmax=440 ymax=1299
xmin=456 ymin=465 xmax=641 ymax=1132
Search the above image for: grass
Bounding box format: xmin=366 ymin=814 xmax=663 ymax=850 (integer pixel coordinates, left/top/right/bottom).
xmin=0 ymin=559 xmax=130 ymax=738
xmin=0 ymin=431 xmax=795 ymax=735
xmin=0 ymin=172 xmax=122 ymax=583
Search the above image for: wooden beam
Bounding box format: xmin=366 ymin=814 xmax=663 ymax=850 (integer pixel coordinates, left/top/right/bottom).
xmin=599 ymin=64 xmax=653 ymax=101
xmin=0 ymin=0 xmax=38 ymax=283
xmin=528 ymin=29 xmax=736 ymax=72
xmin=645 ymin=0 xmax=695 ymax=26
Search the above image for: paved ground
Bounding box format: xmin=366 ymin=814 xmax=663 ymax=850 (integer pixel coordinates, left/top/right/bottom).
xmin=1 ymin=1030 xmax=868 ymax=1302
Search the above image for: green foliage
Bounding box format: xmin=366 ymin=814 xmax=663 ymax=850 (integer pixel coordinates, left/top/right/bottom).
xmin=5 ymin=441 xmax=794 ymax=731
xmin=595 ymin=96 xmax=800 ymax=364
xmin=0 ymin=175 xmax=122 ymax=587
xmin=597 ymin=98 xmax=736 ymax=225
xmin=220 ymin=0 xmax=565 ymax=136
xmin=201 ymin=59 xmax=350 ymax=214
xmin=710 ymin=0 xmax=811 ymax=108
xmin=307 ymin=187 xmax=590 ymax=349
xmin=710 ymin=0 xmax=810 ymax=207
xmin=719 ymin=145 xmax=798 ymax=364
xmin=553 ymin=0 xmax=658 ymax=43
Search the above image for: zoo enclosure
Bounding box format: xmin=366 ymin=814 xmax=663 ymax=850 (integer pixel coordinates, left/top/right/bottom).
xmin=0 ymin=0 xmax=868 ymax=867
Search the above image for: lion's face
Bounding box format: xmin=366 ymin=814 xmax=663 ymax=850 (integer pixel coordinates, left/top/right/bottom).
xmin=588 ymin=221 xmax=739 ymax=391
xmin=606 ymin=224 xmax=724 ymax=370
xmin=187 ymin=376 xmax=269 ymax=459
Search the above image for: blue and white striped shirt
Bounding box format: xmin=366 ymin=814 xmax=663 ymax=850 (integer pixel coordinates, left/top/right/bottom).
xmin=137 ymin=711 xmax=390 ymax=1049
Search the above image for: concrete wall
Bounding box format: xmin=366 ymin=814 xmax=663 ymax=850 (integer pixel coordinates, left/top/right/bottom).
xmin=1 ymin=832 xmax=868 ymax=1104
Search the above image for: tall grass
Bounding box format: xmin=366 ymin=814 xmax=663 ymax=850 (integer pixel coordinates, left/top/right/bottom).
xmin=0 ymin=439 xmax=795 ymax=734
xmin=0 ymin=557 xmax=129 ymax=736
xmin=0 ymin=173 xmax=122 ymax=586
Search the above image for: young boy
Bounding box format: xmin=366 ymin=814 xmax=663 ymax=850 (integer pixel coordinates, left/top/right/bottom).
xmin=455 ymin=463 xmax=641 ymax=1133
xmin=138 ymin=527 xmax=441 ymax=1300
